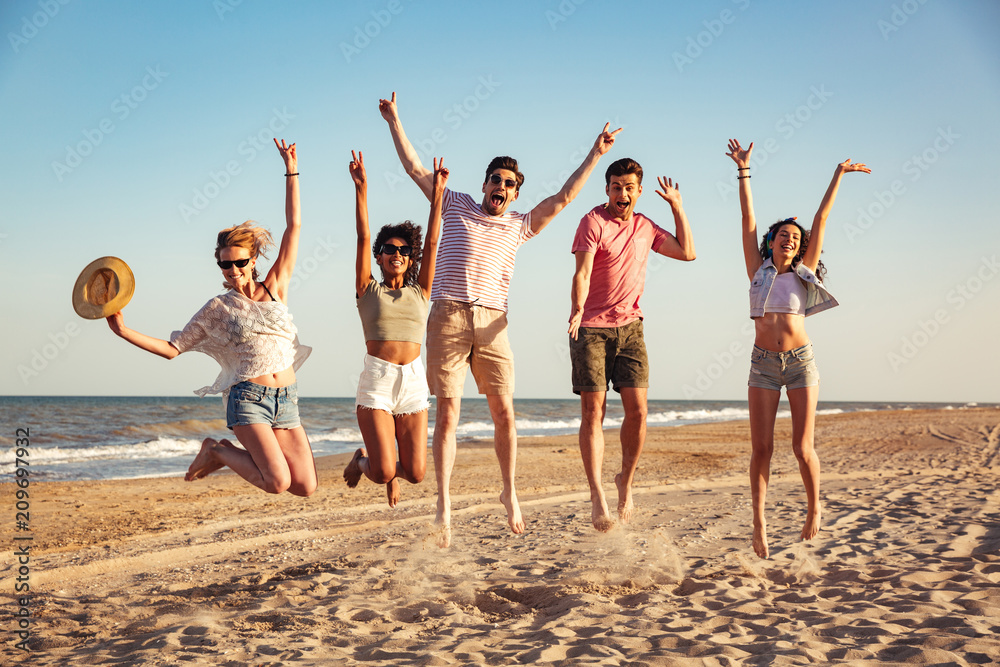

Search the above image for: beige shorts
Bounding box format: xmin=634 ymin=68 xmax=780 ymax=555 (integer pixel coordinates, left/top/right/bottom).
xmin=426 ymin=300 xmax=514 ymax=397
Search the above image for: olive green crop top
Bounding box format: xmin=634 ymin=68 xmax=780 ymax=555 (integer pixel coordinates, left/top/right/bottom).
xmin=356 ymin=279 xmax=429 ymax=344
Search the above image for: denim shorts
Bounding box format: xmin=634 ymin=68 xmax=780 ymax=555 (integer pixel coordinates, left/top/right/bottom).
xmin=226 ymin=380 xmax=301 ymax=429
xmin=570 ymin=319 xmax=649 ymax=395
xmin=355 ymin=354 xmax=430 ymax=415
xmin=748 ymin=343 xmax=819 ymax=391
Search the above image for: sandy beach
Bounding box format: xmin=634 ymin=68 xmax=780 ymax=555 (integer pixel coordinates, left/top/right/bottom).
xmin=3 ymin=407 xmax=999 ymax=665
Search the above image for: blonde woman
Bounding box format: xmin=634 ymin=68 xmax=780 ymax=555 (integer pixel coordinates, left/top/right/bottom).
xmin=107 ymin=139 xmax=316 ymax=496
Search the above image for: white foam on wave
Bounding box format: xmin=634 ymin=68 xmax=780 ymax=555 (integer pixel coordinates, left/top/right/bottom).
xmin=0 ymin=436 xmax=204 ymax=473
xmin=309 ymin=428 xmax=365 ymax=444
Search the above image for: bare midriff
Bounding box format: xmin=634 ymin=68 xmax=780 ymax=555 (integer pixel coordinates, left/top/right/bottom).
xmin=366 ymin=340 xmax=422 ymax=366
xmin=753 ymin=313 xmax=810 ymax=352
xmin=248 ymin=366 xmax=297 ymax=388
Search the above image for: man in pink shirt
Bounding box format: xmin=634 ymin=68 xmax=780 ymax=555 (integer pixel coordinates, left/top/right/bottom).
xmin=568 ymin=158 xmax=696 ymax=531
xmin=380 ymin=92 xmax=621 ymax=545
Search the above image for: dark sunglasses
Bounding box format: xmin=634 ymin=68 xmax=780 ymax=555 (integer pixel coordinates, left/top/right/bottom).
xmin=217 ymin=258 xmax=251 ymax=270
xmin=489 ymin=173 xmax=517 ymax=189
xmin=379 ymin=243 xmax=412 ymax=256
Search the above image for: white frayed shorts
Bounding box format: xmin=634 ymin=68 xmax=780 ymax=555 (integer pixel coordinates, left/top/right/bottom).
xmin=355 ymin=354 xmax=430 ymax=415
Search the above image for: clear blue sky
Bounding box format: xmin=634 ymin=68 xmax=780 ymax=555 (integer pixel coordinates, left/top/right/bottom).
xmin=2 ymin=0 xmax=998 ymax=401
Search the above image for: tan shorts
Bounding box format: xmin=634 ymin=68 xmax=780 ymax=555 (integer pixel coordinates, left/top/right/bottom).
xmin=426 ymin=300 xmax=514 ymax=397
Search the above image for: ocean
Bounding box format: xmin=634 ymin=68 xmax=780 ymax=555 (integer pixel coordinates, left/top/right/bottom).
xmin=1 ymin=396 xmax=987 ymax=482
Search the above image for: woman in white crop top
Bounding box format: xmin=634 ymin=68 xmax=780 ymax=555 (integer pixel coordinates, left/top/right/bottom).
xmin=343 ymin=151 xmax=446 ymax=508
xmin=728 ymin=138 xmax=870 ymax=559
xmin=106 ymin=139 xmax=317 ymax=497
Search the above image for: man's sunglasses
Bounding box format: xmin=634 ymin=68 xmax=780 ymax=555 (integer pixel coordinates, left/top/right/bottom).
xmin=489 ymin=173 xmax=517 ymax=189
xmin=379 ymin=243 xmax=412 ymax=256
xmin=217 ymin=258 xmax=251 ymax=270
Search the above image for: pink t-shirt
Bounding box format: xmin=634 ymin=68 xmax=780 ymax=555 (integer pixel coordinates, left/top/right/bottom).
xmin=430 ymin=188 xmax=534 ymax=312
xmin=572 ymin=205 xmax=671 ymax=328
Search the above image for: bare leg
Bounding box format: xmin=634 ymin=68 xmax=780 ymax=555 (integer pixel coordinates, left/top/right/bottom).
xmin=185 ymin=437 xmax=228 ymax=481
xmin=749 ymin=387 xmax=780 ymax=558
xmin=385 ymin=410 xmax=428 ymax=508
xmin=616 ymin=387 xmax=647 ymax=524
xmin=432 ymin=397 xmax=461 ymax=546
xmin=579 ymin=391 xmax=613 ymax=531
xmin=787 ymin=385 xmax=821 ymax=541
xmin=487 ymin=394 xmax=524 ymax=534
xmin=272 ymin=426 xmax=318 ymax=497
xmin=189 ymin=424 xmax=316 ymax=496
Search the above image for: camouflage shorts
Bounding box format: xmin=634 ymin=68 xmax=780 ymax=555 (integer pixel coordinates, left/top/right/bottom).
xmin=569 ymin=319 xmax=649 ymax=395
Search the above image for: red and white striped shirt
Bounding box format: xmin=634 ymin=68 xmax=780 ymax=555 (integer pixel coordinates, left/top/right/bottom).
xmin=430 ymin=188 xmax=534 ymax=312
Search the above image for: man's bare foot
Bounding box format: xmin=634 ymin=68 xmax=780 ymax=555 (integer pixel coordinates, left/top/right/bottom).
xmin=185 ymin=438 xmax=224 ymax=481
xmin=615 ymin=472 xmax=635 ymax=523
xmin=802 ymin=508 xmax=821 ymax=541
xmin=343 ymin=448 xmax=365 ymax=488
xmin=435 ymin=498 xmax=451 ymax=548
xmin=432 ymin=520 xmax=451 ymax=549
xmin=753 ymin=521 xmax=769 ymax=559
xmin=386 ymin=478 xmax=401 ymax=508
xmin=589 ymin=489 xmax=614 ymax=532
xmin=500 ymin=489 xmax=525 ymax=534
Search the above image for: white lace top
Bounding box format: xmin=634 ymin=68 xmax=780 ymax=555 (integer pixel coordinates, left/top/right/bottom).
xmin=169 ymin=290 xmax=311 ymax=398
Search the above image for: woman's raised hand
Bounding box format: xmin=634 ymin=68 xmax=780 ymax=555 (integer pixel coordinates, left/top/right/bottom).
xmin=726 ymin=138 xmax=753 ymax=169
xmin=837 ymin=159 xmax=871 ymax=175
xmin=349 ymin=150 xmax=367 ymax=188
xmin=274 ymin=138 xmax=297 ymax=173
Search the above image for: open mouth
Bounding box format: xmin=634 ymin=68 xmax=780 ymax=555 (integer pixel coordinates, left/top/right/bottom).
xmin=490 ymin=193 xmax=505 ymax=208
xmin=616 ymin=200 xmax=630 ymax=214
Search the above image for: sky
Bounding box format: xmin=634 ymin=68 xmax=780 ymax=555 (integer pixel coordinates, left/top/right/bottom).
xmin=2 ymin=0 xmax=998 ymax=402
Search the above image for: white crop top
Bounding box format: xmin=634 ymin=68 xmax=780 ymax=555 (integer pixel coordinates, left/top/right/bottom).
xmin=763 ymin=272 xmax=807 ymax=316
xmin=170 ymin=290 xmax=311 ymax=397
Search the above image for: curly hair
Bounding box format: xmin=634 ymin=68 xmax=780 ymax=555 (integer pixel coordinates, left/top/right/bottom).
xmin=759 ymin=218 xmax=827 ymax=282
xmin=373 ymin=221 xmax=423 ymax=287
xmin=215 ymin=221 xmax=274 ymax=288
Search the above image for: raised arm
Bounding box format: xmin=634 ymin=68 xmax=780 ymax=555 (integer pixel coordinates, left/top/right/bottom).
xmin=529 ymin=123 xmax=622 ymax=234
xmin=800 ymin=159 xmax=871 ymax=272
xmin=351 ymin=150 xmax=373 ymax=297
xmin=106 ymin=312 xmax=179 ymax=359
xmin=726 ymin=139 xmax=759 ymax=280
xmin=268 ymin=139 xmax=301 ymax=301
xmin=568 ymin=251 xmax=595 ymax=340
xmin=653 ymin=177 xmax=696 ymax=261
xmin=379 ymin=92 xmax=434 ymax=201
xmin=418 ymin=157 xmax=448 ymax=298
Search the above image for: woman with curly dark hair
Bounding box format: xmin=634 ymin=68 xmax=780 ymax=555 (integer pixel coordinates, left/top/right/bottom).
xmin=343 ymin=150 xmax=448 ymax=507
xmin=727 ymin=138 xmax=870 ymax=558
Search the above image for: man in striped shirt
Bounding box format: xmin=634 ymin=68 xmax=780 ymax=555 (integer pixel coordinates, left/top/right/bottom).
xmin=380 ymin=92 xmax=620 ymax=546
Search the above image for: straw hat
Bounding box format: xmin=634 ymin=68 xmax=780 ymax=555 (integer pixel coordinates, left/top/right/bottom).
xmin=72 ymin=257 xmax=135 ymax=319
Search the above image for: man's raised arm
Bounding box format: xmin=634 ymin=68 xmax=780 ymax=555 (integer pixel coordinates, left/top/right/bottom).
xmin=529 ymin=123 xmax=622 ymax=234
xmin=379 ymin=91 xmax=434 ymax=201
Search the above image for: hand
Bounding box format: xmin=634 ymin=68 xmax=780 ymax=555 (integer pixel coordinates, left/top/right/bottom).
xmin=655 ymin=176 xmax=682 ymax=208
xmin=592 ymin=122 xmax=623 ymax=157
xmin=432 ymin=157 xmax=449 ymax=194
xmin=349 ymin=150 xmax=367 ymax=188
xmin=837 ymin=159 xmax=871 ymax=175
xmin=106 ymin=311 xmax=125 ymax=337
xmin=568 ymin=306 xmax=583 ymax=340
xmin=275 ymin=138 xmax=297 ymax=172
xmin=379 ymin=91 xmax=399 ymax=123
xmin=726 ymin=138 xmax=753 ymax=169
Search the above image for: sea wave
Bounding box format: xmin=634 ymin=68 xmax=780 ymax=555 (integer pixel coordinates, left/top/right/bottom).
xmin=0 ymin=436 xmax=205 ymax=472
xmin=112 ymin=418 xmax=229 ymax=438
